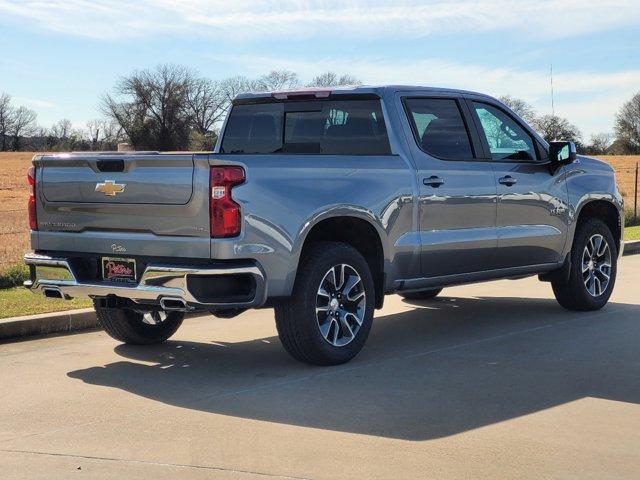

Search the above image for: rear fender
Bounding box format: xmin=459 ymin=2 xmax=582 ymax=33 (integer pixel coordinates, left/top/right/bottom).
xmin=285 ymin=205 xmax=391 ymax=296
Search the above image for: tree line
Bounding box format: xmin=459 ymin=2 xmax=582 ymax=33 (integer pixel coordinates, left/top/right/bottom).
xmin=100 ymin=66 xmax=360 ymax=151
xmin=1 ymin=64 xmax=639 ymax=155
xmin=0 ymin=94 xmax=125 ymax=152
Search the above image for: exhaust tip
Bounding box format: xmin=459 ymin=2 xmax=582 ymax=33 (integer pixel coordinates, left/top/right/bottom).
xmin=160 ymin=297 xmax=189 ymax=311
xmin=43 ymin=288 xmax=63 ymax=299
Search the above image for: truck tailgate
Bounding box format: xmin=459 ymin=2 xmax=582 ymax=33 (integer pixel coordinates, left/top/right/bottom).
xmin=33 ymin=153 xmax=212 ymax=258
xmin=42 ymin=154 xmax=194 ymax=205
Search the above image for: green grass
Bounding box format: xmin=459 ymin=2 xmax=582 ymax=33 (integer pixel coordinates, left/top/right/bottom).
xmin=625 ymin=225 xmax=640 ymax=241
xmin=0 ymin=287 xmax=91 ymax=319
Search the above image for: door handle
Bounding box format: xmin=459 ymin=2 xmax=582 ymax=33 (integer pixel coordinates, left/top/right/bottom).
xmin=498 ymin=175 xmax=517 ymax=186
xmin=423 ymin=176 xmax=445 ymax=187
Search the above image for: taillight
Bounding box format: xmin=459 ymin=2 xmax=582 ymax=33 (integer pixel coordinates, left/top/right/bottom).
xmin=210 ymin=166 xmax=245 ymax=237
xmin=27 ymin=166 xmax=37 ymax=231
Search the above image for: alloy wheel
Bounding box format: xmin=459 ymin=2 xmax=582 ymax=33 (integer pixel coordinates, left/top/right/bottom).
xmin=581 ymin=234 xmax=612 ymax=297
xmin=142 ymin=310 xmax=169 ymax=325
xmin=315 ymin=264 xmax=366 ymax=347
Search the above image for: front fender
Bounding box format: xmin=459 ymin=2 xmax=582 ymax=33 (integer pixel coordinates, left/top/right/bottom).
xmin=563 ymin=161 xmax=624 ymax=258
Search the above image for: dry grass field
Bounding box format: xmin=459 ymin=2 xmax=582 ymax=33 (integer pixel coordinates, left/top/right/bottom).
xmin=0 ymin=153 xmax=638 ymax=270
xmin=604 ymin=156 xmax=639 ymax=200
xmin=0 ymin=152 xmax=34 ymax=269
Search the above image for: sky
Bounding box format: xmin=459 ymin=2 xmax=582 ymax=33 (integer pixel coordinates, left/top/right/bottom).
xmin=0 ymin=0 xmax=639 ymax=140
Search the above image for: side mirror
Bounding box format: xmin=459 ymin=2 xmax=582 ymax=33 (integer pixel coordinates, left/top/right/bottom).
xmin=549 ymin=141 xmax=577 ymax=165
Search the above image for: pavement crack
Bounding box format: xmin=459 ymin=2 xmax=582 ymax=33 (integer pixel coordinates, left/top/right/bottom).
xmin=0 ymin=448 xmax=313 ymax=479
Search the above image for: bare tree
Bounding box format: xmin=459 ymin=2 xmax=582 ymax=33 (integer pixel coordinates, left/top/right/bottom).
xmin=587 ymin=132 xmax=613 ymax=155
xmin=7 ymin=66 xmax=304 ymax=153
xmin=86 ymin=119 xmax=102 ymax=150
xmin=8 ymin=106 xmax=37 ymax=151
xmin=101 ymin=120 xmax=125 ymax=150
xmin=615 ymin=91 xmax=640 ymax=153
xmin=254 ymin=70 xmax=300 ymax=91
xmin=220 ymin=76 xmax=254 ymax=102
xmin=187 ymin=78 xmax=225 ymax=132
xmin=50 ymin=119 xmax=73 ymax=141
xmin=0 ymin=93 xmax=14 ymax=151
xmin=608 ymin=137 xmax=636 ymax=155
xmin=531 ymin=114 xmax=582 ymax=144
xmin=102 ymin=64 xmax=194 ymax=150
xmin=498 ymin=95 xmax=537 ymax=124
xmin=86 ymin=118 xmax=125 ymax=151
xmin=307 ymin=72 xmax=361 ymax=87
xmin=186 ymin=77 xmax=226 ymax=149
xmin=46 ymin=118 xmax=87 ymax=151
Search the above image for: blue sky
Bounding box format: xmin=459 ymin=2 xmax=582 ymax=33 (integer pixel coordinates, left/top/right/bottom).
xmin=1 ymin=0 xmax=639 ymax=140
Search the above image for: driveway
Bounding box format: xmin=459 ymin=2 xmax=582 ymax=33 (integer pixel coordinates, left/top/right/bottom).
xmin=2 ymin=255 xmax=640 ymax=479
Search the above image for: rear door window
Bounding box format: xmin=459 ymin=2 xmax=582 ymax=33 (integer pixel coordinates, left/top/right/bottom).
xmin=404 ymin=98 xmax=474 ymax=159
xmin=221 ymin=99 xmax=391 ymax=155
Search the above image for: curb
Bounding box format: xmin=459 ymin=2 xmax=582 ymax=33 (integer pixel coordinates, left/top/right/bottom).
xmin=623 ymin=240 xmax=640 ymax=256
xmin=0 ymin=308 xmax=98 ymax=341
xmin=0 ymin=308 xmax=203 ymax=342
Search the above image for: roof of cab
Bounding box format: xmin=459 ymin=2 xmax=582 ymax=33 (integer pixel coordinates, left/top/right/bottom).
xmin=233 ymin=85 xmax=496 ymax=102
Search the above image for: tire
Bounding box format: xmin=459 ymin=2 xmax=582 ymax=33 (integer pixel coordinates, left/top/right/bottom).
xmin=93 ymin=301 xmax=184 ymax=345
xmin=400 ymin=288 xmax=443 ymax=301
xmin=552 ymin=218 xmax=617 ymax=311
xmin=275 ymin=242 xmax=375 ymax=366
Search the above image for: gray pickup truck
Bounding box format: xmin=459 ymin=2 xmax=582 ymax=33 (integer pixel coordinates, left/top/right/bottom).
xmin=25 ymin=86 xmax=624 ymax=365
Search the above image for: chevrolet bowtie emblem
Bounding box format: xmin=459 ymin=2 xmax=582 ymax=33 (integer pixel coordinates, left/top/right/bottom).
xmin=95 ymin=180 xmax=126 ymax=197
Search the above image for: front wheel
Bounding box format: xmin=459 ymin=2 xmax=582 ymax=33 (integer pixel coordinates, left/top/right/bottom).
xmin=552 ymin=218 xmax=617 ymax=311
xmin=275 ymin=242 xmax=375 ymax=366
xmin=94 ymin=302 xmax=184 ymax=344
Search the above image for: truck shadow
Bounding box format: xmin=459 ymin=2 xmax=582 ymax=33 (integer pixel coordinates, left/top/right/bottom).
xmin=67 ymin=296 xmax=640 ymax=441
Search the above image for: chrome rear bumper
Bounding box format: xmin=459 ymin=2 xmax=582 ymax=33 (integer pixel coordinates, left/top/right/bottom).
xmin=24 ymin=253 xmax=266 ymax=310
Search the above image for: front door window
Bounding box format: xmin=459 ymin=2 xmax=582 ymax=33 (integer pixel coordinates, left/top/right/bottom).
xmin=473 ymin=102 xmax=537 ymax=161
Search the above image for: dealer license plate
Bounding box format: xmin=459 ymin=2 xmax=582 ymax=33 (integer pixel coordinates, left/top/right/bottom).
xmin=101 ymin=257 xmax=136 ymax=283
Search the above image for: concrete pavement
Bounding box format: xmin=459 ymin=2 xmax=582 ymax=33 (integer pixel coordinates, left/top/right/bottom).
xmin=1 ymin=256 xmax=640 ymax=479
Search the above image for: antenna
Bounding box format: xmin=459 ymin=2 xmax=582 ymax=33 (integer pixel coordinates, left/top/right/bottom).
xmin=550 ymin=63 xmax=555 ymax=117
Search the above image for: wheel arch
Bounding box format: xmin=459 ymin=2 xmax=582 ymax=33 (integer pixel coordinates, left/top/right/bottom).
xmin=570 ymin=198 xmax=623 ymax=255
xmin=290 ymin=208 xmax=389 ymax=309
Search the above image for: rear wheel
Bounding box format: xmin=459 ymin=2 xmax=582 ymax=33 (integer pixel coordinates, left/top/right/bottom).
xmin=275 ymin=242 xmax=375 ymax=366
xmin=400 ymin=288 xmax=443 ymax=301
xmin=552 ymin=218 xmax=617 ymax=311
xmin=93 ymin=302 xmax=184 ymax=344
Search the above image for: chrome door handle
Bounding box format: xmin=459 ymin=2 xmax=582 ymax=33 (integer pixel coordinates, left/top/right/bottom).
xmin=423 ymin=176 xmax=445 ymax=187
xmin=498 ymin=175 xmax=517 ymax=186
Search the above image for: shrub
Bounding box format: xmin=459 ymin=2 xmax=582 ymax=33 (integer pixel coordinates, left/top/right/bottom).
xmin=0 ymin=264 xmax=29 ymax=289
xmin=625 ymin=209 xmax=640 ymax=227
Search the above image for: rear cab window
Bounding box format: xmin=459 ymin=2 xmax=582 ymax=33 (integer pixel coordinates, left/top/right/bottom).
xmin=220 ymin=98 xmax=391 ymax=155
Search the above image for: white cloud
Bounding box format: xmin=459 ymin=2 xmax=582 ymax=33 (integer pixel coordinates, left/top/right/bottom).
xmin=210 ymin=53 xmax=639 ymax=137
xmin=0 ymin=0 xmax=638 ymax=40
xmin=215 ymin=52 xmax=640 ymax=98
xmin=2 ymin=1 xmax=637 ymax=136
xmin=14 ymin=97 xmax=57 ymax=109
